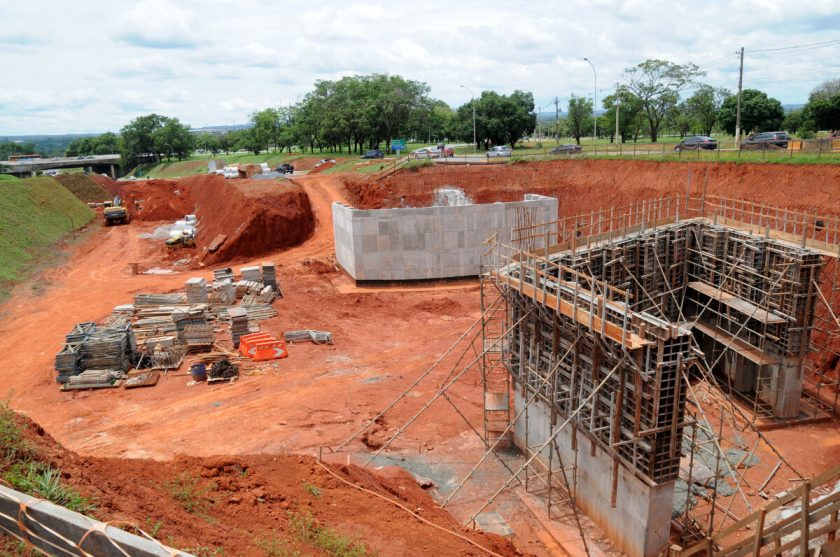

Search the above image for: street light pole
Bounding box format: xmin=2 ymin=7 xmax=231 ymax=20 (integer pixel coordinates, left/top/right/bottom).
xmin=460 ymin=84 xmax=476 ymax=152
xmin=583 ymin=57 xmax=597 ymax=151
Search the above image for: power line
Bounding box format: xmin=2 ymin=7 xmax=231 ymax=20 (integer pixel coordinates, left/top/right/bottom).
xmin=746 ymin=38 xmax=840 ymax=53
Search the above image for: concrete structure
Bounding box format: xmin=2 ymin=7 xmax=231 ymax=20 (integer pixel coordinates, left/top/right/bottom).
xmin=480 ymin=195 xmax=839 ymax=557
xmin=333 ymin=194 xmax=557 ymax=281
xmin=1 ymin=154 xmax=121 ymax=178
xmin=0 ymin=485 xmax=190 ymax=556
xmin=513 ymin=392 xmax=674 ymax=557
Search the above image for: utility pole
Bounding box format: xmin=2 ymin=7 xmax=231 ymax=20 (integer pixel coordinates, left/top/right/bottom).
xmin=583 ymin=58 xmax=597 ymax=150
xmin=554 ymin=97 xmax=560 ymax=144
xmin=735 ymin=46 xmax=744 ymax=146
xmin=614 ymin=82 xmax=620 ymax=145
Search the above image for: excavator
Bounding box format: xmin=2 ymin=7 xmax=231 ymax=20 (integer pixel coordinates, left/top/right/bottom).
xmin=103 ymin=195 xmax=130 ymax=226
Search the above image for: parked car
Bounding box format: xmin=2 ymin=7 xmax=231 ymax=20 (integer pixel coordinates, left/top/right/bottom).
xmin=274 ymin=163 xmax=294 ymax=174
xmin=411 ymin=147 xmax=435 ymax=158
xmin=486 ymin=146 xmax=512 ymax=157
xmin=740 ymin=131 xmax=790 ymax=150
xmin=550 ymin=144 xmax=582 ymax=155
xmin=362 ymin=149 xmax=384 ymax=159
xmin=674 ymin=136 xmax=718 ymax=151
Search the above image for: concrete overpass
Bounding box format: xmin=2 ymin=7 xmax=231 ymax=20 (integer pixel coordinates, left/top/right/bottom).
xmin=0 ymin=154 xmax=122 ymax=178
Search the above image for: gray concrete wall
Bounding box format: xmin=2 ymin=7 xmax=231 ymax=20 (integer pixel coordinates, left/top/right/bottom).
xmin=513 ymin=390 xmax=674 ymax=557
xmin=333 ymin=195 xmax=558 ymax=281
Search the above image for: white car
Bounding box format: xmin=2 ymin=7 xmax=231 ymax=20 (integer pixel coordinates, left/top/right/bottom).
xmin=411 ymin=147 xmax=441 ymax=158
xmin=486 ymin=146 xmax=512 ymax=157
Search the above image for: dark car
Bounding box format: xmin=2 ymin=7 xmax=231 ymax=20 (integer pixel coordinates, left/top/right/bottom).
xmin=741 ymin=131 xmax=790 ymax=150
xmin=274 ymin=163 xmax=294 ymax=174
xmin=674 ymin=136 xmax=718 ymax=151
xmin=362 ymin=150 xmax=384 ymax=159
xmin=550 ymin=144 xmax=582 ymax=155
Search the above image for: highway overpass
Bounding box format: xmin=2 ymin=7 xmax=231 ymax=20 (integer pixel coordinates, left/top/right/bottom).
xmin=1 ymin=154 xmax=122 ymax=178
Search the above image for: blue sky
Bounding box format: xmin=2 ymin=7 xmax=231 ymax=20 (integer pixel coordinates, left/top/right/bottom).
xmin=2 ymin=0 xmax=839 ymax=135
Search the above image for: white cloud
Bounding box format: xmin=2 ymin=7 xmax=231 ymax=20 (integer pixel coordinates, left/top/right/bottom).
xmin=115 ymin=0 xmax=201 ymax=49
xmin=3 ymin=0 xmax=840 ymax=134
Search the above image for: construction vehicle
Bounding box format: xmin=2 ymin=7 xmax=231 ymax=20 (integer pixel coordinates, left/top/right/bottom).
xmin=103 ymin=195 xmax=130 ymax=226
xmin=166 ymin=229 xmax=196 ymax=249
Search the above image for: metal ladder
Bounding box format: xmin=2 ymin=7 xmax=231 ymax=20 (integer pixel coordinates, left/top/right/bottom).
xmin=480 ymin=261 xmax=512 ymax=450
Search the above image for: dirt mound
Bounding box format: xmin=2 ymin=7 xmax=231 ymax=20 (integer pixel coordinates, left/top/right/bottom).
xmin=115 ymin=179 xmax=194 ymax=221
xmin=53 ymin=174 xmax=111 ymax=203
xmin=183 ymin=175 xmax=315 ymax=264
xmin=89 ymin=173 xmax=120 ymax=195
xmin=5 ymin=410 xmax=520 ymax=557
xmin=354 ymin=159 xmax=840 ymax=218
xmin=112 ymin=175 xmax=315 ymax=264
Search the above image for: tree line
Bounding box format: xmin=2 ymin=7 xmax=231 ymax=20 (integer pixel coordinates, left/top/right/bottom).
xmin=56 ymin=68 xmax=840 ymax=168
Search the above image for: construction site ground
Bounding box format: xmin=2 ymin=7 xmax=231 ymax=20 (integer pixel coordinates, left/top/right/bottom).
xmin=2 ymin=159 xmax=840 ymax=556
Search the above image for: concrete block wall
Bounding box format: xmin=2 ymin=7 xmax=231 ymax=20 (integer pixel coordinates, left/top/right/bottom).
xmin=332 ymin=195 xmax=558 ymax=281
xmin=513 ymin=391 xmax=674 ymax=557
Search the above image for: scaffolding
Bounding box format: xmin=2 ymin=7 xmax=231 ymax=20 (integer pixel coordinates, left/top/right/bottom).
xmin=477 ymin=193 xmax=840 ymax=551
xmin=333 ymin=192 xmax=840 ymax=555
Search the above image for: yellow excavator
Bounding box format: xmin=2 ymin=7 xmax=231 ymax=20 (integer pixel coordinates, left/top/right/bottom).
xmin=103 ymin=195 xmax=130 ymax=226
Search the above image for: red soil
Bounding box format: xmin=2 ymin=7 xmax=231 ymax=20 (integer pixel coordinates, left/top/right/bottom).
xmin=347 ymin=159 xmax=840 ymax=218
xmin=89 ymin=173 xmax=119 ymax=195
xmin=8 ymin=411 xmax=520 ymax=557
xmin=112 ymin=175 xmax=315 ymax=264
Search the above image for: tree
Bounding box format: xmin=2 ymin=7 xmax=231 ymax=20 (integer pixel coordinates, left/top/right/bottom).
xmin=667 ymin=102 xmax=692 ymax=137
xmin=624 ymin=59 xmax=704 ymax=142
xmin=0 ymin=140 xmax=36 ymax=160
xmin=601 ymin=87 xmax=643 ymax=143
xmin=151 ymin=117 xmax=193 ymax=161
xmin=718 ymin=89 xmax=784 ymax=135
xmin=802 ymin=78 xmax=840 ymax=131
xmin=120 ymin=114 xmax=166 ymax=167
xmin=782 ymin=109 xmax=804 ymax=134
xmin=197 ymin=133 xmax=221 ymax=155
xmin=250 ymin=108 xmax=282 ymax=153
xmin=456 ymin=90 xmax=535 ymax=148
xmin=685 ymin=85 xmax=729 ymax=135
xmin=567 ymin=95 xmax=593 ymax=145
xmin=810 ymin=78 xmax=840 ymax=100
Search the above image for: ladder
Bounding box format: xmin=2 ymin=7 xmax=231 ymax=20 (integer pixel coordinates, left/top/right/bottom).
xmin=480 ymin=260 xmax=512 ymax=450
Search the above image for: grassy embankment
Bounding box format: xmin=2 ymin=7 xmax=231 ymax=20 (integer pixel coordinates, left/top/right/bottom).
xmin=0 ymin=176 xmax=95 ymax=300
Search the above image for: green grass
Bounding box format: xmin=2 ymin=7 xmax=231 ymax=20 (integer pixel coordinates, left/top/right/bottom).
xmin=162 ymin=471 xmax=217 ymax=517
xmin=54 ymin=174 xmax=111 ymax=202
xmin=1 ymin=401 xmax=94 ymax=514
xmin=4 ymin=462 xmax=95 ymax=513
xmin=0 ymin=177 xmax=95 ymax=295
xmin=0 ymin=174 xmax=19 ymax=182
xmin=287 ymin=512 xmax=376 ymax=557
xmin=0 ymin=400 xmax=32 ymax=468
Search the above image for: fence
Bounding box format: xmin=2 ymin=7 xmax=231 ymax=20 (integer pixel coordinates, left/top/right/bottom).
xmin=389 ymin=138 xmax=840 ymax=168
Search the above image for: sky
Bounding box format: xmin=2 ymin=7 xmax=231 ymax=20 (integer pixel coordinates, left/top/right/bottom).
xmin=2 ymin=0 xmax=839 ymax=135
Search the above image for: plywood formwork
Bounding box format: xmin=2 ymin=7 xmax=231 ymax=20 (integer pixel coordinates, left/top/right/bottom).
xmin=479 ymin=194 xmax=840 ymax=556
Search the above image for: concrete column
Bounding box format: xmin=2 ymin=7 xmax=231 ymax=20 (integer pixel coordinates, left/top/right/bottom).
xmin=773 ymin=356 xmax=803 ymax=419
xmin=513 ymin=391 xmax=673 ymax=557
xmin=110 ymin=164 xmax=116 ymax=179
